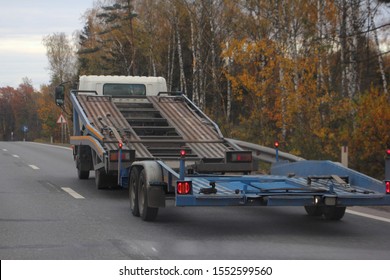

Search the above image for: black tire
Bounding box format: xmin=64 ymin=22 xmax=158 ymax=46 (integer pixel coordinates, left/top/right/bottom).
xmin=304 ymin=205 xmax=323 ymax=217
xmin=77 ymin=168 xmax=90 ymax=180
xmin=322 ymin=206 xmax=346 ymax=221
xmin=138 ymin=169 xmax=159 ymax=221
xmin=95 ymin=169 xmax=108 ymax=190
xmin=129 ymin=167 xmax=140 ymax=217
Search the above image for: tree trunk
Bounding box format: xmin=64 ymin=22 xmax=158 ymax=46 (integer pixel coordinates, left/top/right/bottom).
xmin=209 ymin=2 xmax=220 ymax=114
xmin=167 ymin=28 xmax=176 ymax=91
xmin=347 ymin=0 xmax=360 ymax=99
xmin=367 ymin=0 xmax=388 ymax=94
xmin=174 ymin=11 xmax=187 ymax=94
xmin=317 ymin=0 xmax=325 ymax=94
xmin=189 ymin=15 xmax=199 ymax=104
xmin=339 ymin=0 xmax=348 ymax=98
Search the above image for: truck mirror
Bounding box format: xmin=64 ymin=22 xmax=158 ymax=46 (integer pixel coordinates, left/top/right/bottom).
xmin=55 ymin=85 xmax=65 ymax=106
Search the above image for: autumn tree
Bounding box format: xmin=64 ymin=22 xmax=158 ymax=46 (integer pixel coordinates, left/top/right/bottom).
xmin=0 ymin=87 xmax=16 ymax=141
xmin=35 ymin=85 xmax=62 ymax=141
xmin=78 ymin=0 xmax=139 ymax=75
xmin=43 ymin=32 xmax=77 ymax=85
xmin=220 ymin=0 xmax=389 ymax=159
xmin=350 ymin=87 xmax=390 ymax=178
xmin=0 ymin=79 xmax=41 ymax=141
xmin=72 ymin=0 xmax=389 ymax=177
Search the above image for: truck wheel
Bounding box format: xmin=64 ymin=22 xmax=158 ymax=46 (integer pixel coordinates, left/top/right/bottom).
xmin=95 ymin=169 xmax=108 ymax=190
xmin=322 ymin=206 xmax=346 ymax=221
xmin=78 ymin=168 xmax=90 ymax=180
xmin=138 ymin=169 xmax=159 ymax=221
xmin=129 ymin=167 xmax=140 ymax=217
xmin=304 ymin=206 xmax=323 ymax=217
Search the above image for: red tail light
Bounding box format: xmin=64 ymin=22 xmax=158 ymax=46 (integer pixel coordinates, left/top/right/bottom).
xmin=177 ymin=181 xmax=192 ymax=195
xmin=226 ymin=151 xmax=252 ymax=163
xmin=386 ymin=181 xmax=390 ymax=194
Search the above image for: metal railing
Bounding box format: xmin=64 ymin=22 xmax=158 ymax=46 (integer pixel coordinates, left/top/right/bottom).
xmin=226 ymin=138 xmax=305 ymax=164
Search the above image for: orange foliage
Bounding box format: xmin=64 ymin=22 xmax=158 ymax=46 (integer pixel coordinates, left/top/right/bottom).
xmin=350 ymin=88 xmax=390 ymax=178
xmin=36 ymin=85 xmax=62 ymax=140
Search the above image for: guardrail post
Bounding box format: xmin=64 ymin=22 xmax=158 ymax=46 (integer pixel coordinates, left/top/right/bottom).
xmin=386 ymin=149 xmax=390 ymax=180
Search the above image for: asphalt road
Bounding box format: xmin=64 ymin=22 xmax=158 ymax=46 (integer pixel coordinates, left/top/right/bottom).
xmin=1 ymin=141 xmax=390 ymax=260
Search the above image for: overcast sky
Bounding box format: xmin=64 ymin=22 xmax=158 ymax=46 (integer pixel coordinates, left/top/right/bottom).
xmin=0 ymin=0 xmax=96 ymax=89
xmin=1 ymin=1 xmax=388 ymax=90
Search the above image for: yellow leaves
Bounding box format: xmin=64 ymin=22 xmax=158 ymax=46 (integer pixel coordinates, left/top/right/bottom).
xmin=222 ymin=38 xmax=280 ymax=99
xmin=223 ymin=33 xmax=359 ymax=160
xmin=35 ymin=86 xmax=62 ymax=139
xmin=346 ymin=87 xmax=390 ymax=177
xmin=353 ymin=88 xmax=390 ymax=149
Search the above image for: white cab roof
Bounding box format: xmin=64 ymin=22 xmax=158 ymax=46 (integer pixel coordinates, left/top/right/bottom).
xmin=78 ymin=75 xmax=167 ymax=96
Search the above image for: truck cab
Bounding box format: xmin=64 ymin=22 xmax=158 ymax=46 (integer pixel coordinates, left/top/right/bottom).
xmin=78 ymin=75 xmax=167 ymax=96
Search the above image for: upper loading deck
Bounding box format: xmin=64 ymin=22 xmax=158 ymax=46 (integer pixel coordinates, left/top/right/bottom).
xmin=74 ymin=92 xmax=237 ymax=164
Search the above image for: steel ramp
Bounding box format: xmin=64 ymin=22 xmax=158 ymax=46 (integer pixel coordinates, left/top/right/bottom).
xmin=76 ymin=95 xmax=152 ymax=158
xmin=148 ymin=95 xmax=234 ymax=159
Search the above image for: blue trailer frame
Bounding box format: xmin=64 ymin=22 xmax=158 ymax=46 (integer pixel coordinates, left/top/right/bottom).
xmin=63 ymin=86 xmax=390 ymax=222
xmin=117 ymin=156 xmax=390 ymax=209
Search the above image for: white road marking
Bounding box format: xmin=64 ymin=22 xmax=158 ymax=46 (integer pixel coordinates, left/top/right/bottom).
xmin=347 ymin=209 xmax=390 ymax=224
xmin=29 ymin=165 xmax=40 ymax=170
xmin=12 ymin=154 xmax=19 ymax=158
xmin=2 ymin=149 xmax=7 ymax=151
xmin=61 ymin=187 xmax=85 ymax=199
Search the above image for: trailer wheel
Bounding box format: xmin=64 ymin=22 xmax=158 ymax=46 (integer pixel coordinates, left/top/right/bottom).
xmin=304 ymin=206 xmax=323 ymax=217
xmin=129 ymin=167 xmax=140 ymax=217
xmin=322 ymin=206 xmax=346 ymax=221
xmin=138 ymin=169 xmax=159 ymax=221
xmin=95 ymin=169 xmax=108 ymax=190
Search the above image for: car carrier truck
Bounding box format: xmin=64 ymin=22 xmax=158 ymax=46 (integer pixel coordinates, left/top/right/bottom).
xmin=55 ymin=75 xmax=390 ymax=221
